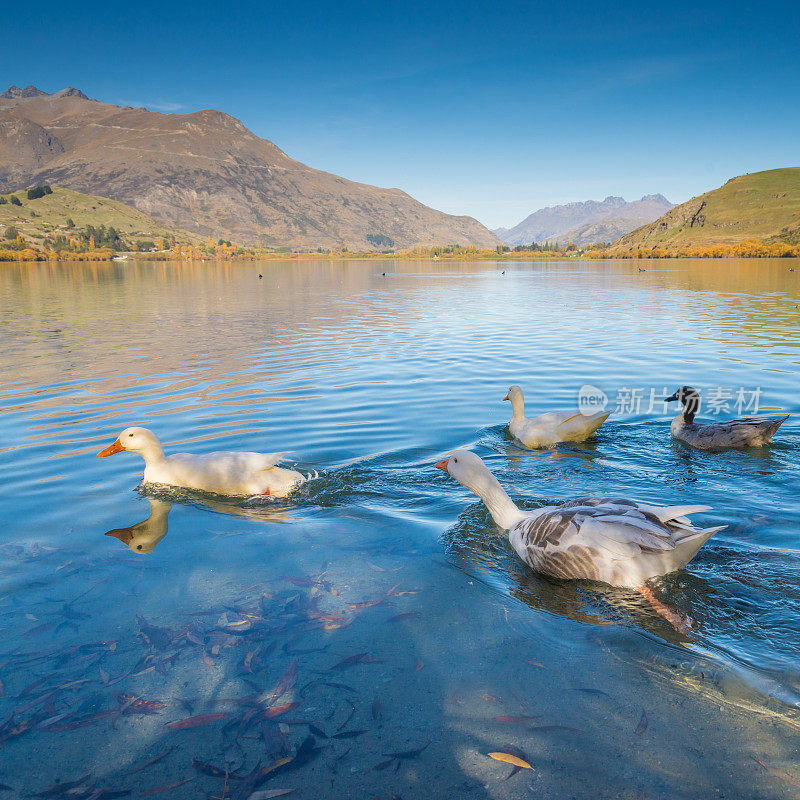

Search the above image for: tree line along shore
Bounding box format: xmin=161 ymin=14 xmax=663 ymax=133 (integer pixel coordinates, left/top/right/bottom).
xmin=2 ymin=186 xmax=800 ymax=262
xmin=4 ymin=241 xmax=800 ymax=262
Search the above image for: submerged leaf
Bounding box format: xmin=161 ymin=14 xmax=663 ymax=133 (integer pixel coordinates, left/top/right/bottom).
xmin=751 ymin=756 xmax=800 ymax=789
xmin=527 ymin=724 xmax=580 ymax=734
xmin=331 ymin=729 xmax=368 ymax=739
xmin=262 ymin=702 xmax=299 ymax=719
xmin=192 ymin=759 xmax=239 ymax=778
xmin=165 ymin=713 xmax=230 ymax=729
xmin=257 ymin=756 xmax=294 ymax=779
xmin=267 ymin=661 xmax=298 ymax=705
xmin=488 ymin=752 xmax=533 ymax=770
xmin=140 ymin=778 xmax=193 ymax=795
xmin=384 ymin=743 xmax=429 ymax=760
xmin=127 ymin=747 xmax=173 ymax=775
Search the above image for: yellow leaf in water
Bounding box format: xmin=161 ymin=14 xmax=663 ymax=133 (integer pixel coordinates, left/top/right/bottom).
xmin=488 ymin=752 xmax=533 ymax=770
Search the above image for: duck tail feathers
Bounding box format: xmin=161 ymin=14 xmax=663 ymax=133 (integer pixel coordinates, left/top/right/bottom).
xmin=586 ymin=410 xmax=612 ymax=430
xmin=555 ymin=410 xmax=610 ymax=433
xmin=642 ymin=504 xmax=712 ymax=524
xmin=767 ymin=415 xmax=789 ymax=438
xmin=700 ymin=524 xmax=727 ymax=536
xmin=673 ymin=524 xmax=726 ymax=560
xmin=255 ymin=451 xmax=293 ymax=471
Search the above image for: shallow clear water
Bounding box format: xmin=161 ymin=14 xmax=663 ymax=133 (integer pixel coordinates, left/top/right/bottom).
xmin=1 ymin=258 xmax=799 ymax=798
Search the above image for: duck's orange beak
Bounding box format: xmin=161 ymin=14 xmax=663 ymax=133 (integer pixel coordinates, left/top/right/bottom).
xmin=502 ymin=394 xmax=509 ymax=401
xmin=97 ymin=438 xmax=124 ymax=457
xmin=434 ymin=458 xmax=449 ymax=474
xmin=105 ymin=528 xmax=133 ymax=544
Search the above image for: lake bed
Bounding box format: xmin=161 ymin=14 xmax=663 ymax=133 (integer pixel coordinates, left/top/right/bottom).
xmin=1 ymin=259 xmax=799 ymax=798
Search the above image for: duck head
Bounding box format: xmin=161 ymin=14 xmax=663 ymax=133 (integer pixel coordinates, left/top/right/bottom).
xmin=502 ymin=384 xmax=525 ymax=417
xmin=435 ymin=449 xmax=488 ymax=487
xmin=435 ymin=450 xmax=522 ymax=529
xmin=665 ymin=386 xmax=700 ymax=423
xmin=97 ymin=427 xmax=165 ymax=462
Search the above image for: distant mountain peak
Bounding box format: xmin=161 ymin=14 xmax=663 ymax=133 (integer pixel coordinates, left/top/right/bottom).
xmin=1 ymin=85 xmax=47 ymax=99
xmin=495 ymin=193 xmax=674 ymax=246
xmin=0 ymin=85 xmax=89 ymax=100
xmin=640 ymin=193 xmax=669 ymax=203
xmin=56 ymin=87 xmax=89 ymax=99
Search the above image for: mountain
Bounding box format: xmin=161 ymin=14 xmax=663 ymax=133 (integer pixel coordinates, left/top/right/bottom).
xmin=552 ymin=216 xmax=654 ymax=247
xmin=494 ymin=194 xmax=674 ymax=246
xmin=1 ymin=85 xmax=48 ymax=100
xmin=1 ymin=186 xmax=198 ymax=249
xmin=0 ymin=86 xmax=498 ymax=250
xmin=613 ymin=168 xmax=800 ymax=249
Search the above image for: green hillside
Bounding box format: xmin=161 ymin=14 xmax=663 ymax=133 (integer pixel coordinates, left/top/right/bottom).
xmin=614 ymin=168 xmax=800 ymax=249
xmin=0 ymin=186 xmax=199 ymax=250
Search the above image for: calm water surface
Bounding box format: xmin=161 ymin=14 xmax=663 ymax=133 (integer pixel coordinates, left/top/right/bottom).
xmin=1 ymin=259 xmax=799 ymax=799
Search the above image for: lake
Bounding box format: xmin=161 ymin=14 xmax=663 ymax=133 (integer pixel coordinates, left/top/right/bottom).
xmin=1 ymin=258 xmax=799 ymax=799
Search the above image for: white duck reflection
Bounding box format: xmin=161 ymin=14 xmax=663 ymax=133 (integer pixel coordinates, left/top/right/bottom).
xmin=105 ymin=498 xmax=171 ymax=554
xmin=104 ymin=493 xmax=294 ymax=555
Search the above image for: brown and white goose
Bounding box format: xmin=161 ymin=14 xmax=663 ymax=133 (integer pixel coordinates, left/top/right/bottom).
xmin=435 ymin=450 xmax=724 ymax=627
xmin=666 ymin=386 xmax=788 ymax=450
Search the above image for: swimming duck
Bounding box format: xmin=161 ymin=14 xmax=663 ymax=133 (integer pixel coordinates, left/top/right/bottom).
xmin=435 ymin=450 xmax=724 ymax=592
xmin=105 ymin=498 xmax=171 ymax=554
xmin=503 ymin=385 xmax=610 ymax=448
xmin=666 ymin=387 xmax=789 ymax=450
xmin=97 ymin=427 xmax=310 ymax=497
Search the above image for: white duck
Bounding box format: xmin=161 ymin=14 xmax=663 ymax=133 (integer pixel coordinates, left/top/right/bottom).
xmin=97 ymin=427 xmax=310 ymax=498
xmin=503 ymin=385 xmax=610 ymax=449
xmin=435 ymin=451 xmax=724 ymax=627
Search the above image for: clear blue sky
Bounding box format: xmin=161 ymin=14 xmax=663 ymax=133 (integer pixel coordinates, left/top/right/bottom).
xmin=5 ymin=0 xmax=799 ymax=228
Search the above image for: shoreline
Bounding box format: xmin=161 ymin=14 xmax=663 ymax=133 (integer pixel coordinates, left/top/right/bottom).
xmin=3 ymin=251 xmax=800 ymax=264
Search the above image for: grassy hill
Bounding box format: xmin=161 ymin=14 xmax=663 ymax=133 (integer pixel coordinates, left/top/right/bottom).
xmin=0 ymin=186 xmax=199 ymax=250
xmin=614 ymin=168 xmax=800 ymax=250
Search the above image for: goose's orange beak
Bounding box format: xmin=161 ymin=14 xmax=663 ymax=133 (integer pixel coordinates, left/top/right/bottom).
xmin=502 ymin=394 xmax=509 ymax=401
xmin=434 ymin=458 xmax=449 ymax=474
xmin=97 ymin=438 xmax=124 ymax=457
